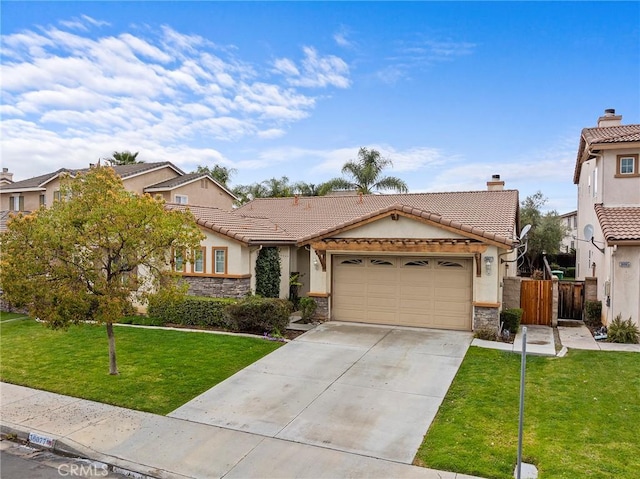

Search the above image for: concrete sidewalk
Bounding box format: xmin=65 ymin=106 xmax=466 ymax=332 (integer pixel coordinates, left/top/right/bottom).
xmin=558 ymin=324 xmax=640 ymax=352
xmin=1 ymin=384 xmax=481 ymax=479
xmin=472 ymin=325 xmax=556 ymax=356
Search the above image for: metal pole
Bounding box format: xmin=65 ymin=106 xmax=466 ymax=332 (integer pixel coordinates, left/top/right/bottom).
xmin=516 ymin=326 xmax=527 ymax=479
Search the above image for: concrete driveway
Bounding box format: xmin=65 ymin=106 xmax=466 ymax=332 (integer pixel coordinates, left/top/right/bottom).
xmin=169 ymin=322 xmax=472 ymax=464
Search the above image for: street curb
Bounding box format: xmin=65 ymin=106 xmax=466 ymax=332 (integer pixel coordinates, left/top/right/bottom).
xmin=1 ymin=423 xmax=189 ymax=479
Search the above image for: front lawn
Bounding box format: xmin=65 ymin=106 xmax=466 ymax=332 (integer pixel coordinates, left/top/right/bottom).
xmin=0 ymin=319 xmax=282 ymax=414
xmin=416 ymin=347 xmax=640 ymax=479
xmin=0 ymin=312 xmax=29 ymax=322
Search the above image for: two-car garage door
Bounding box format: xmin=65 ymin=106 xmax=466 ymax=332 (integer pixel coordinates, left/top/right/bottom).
xmin=332 ymin=255 xmax=472 ymax=330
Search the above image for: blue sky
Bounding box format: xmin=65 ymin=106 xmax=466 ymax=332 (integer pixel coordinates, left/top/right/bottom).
xmin=1 ymin=1 xmax=638 ymax=213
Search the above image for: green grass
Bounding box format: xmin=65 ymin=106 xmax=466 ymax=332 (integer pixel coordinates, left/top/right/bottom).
xmin=0 ymin=318 xmax=282 ymax=414
xmin=416 ymin=347 xmax=640 ymax=479
xmin=0 ymin=312 xmax=30 ymax=322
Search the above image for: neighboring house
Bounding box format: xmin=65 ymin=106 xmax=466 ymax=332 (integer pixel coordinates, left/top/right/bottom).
xmin=559 ymin=210 xmax=578 ymax=253
xmin=573 ymin=109 xmax=640 ymax=327
xmin=168 ymin=177 xmax=520 ymax=333
xmin=0 ymin=162 xmax=236 ymax=231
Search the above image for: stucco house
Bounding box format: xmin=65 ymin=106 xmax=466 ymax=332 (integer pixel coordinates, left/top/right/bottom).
xmin=559 ymin=210 xmax=577 ymax=253
xmin=573 ymin=109 xmax=640 ymax=327
xmin=2 ymin=162 xmax=520 ymax=332
xmin=167 ymin=177 xmax=520 ymax=332
xmin=0 ymin=162 xmax=235 ymax=228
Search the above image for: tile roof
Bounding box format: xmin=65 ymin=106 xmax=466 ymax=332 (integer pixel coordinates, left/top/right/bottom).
xmin=573 ymin=124 xmax=640 ymax=183
xmin=165 ymin=204 xmax=295 ymax=245
xmin=582 ymin=125 xmax=640 ymax=144
xmin=145 ymin=172 xmax=237 ymax=200
xmin=595 ymin=204 xmax=640 ymax=243
xmin=145 ymin=173 xmax=207 ymax=190
xmin=0 ymin=162 xmax=180 ymax=191
xmin=235 ymin=190 xmax=519 ymax=245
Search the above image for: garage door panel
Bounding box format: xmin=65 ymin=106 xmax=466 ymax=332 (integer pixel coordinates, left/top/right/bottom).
xmin=333 ymin=255 xmax=471 ymax=330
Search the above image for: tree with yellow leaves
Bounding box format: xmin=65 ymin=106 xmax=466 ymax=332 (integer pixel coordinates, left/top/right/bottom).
xmin=0 ymin=167 xmax=203 ymax=375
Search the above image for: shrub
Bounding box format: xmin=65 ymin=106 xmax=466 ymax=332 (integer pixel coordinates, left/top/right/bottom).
xmin=474 ymin=328 xmax=498 ymax=341
xmin=565 ymin=267 xmax=576 ymax=279
xmin=607 ymin=314 xmax=640 ymax=344
xmin=255 ymin=247 xmax=281 ymax=298
xmin=118 ymin=315 xmax=164 ymax=326
xmin=298 ymin=297 xmax=317 ymax=322
xmin=585 ymin=300 xmax=602 ymax=327
xmin=148 ymin=294 xmax=237 ymax=328
xmin=224 ymin=296 xmax=293 ymax=335
xmin=500 ymin=308 xmax=523 ymax=333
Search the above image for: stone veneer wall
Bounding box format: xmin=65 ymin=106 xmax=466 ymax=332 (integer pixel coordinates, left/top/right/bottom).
xmin=473 ymin=306 xmax=499 ymax=332
xmin=311 ymin=296 xmax=329 ymax=321
xmin=184 ymin=276 xmax=251 ymax=298
xmin=502 ymin=277 xmax=522 ymax=310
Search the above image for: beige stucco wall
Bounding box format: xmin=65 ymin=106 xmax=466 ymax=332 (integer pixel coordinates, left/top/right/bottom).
xmin=336 ymin=215 xmax=466 ymax=239
xmin=1 ymin=190 xmax=43 ymax=211
xmin=305 ymin=215 xmax=511 ymax=319
xmin=123 ymin=167 xmax=179 ymax=195
xmin=576 ymin=145 xmax=640 ymax=327
xmin=576 ymin=157 xmax=603 ymax=280
xmin=183 ymin=228 xmax=247 ymax=276
xmin=604 ymin=246 xmax=640 ymax=327
xmin=601 ymin=148 xmax=640 ymax=206
xmin=163 ymin=181 xmax=234 ymax=209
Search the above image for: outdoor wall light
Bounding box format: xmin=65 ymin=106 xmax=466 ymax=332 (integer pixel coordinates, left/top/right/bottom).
xmin=484 ymin=256 xmax=494 ymax=276
xmin=313 ymin=258 xmax=319 ymax=267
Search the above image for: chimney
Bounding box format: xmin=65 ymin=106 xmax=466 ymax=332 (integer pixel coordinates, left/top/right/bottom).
xmin=597 ymin=108 xmax=622 ymax=127
xmin=0 ymin=167 xmax=14 ymax=185
xmin=487 ymin=174 xmax=504 ymax=191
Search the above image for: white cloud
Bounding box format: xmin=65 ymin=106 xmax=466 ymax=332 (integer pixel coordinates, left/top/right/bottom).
xmin=1 ymin=17 xmax=352 ymax=179
xmin=334 ymin=32 xmax=351 ymax=48
xmin=274 ymin=46 xmax=351 ymax=89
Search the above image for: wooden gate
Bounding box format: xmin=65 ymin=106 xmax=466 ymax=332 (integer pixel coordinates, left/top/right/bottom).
xmin=520 ymin=280 xmax=552 ymax=326
xmin=558 ymin=281 xmax=584 ymax=320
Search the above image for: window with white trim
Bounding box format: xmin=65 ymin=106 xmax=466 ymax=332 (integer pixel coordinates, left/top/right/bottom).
xmin=175 ymin=195 xmax=188 ymax=205
xmin=192 ymin=248 xmax=205 ymax=273
xmin=214 ymin=248 xmax=227 ymax=274
xmin=10 ymin=195 xmax=24 ymax=211
xmin=174 ymin=250 xmax=185 ymax=272
xmin=617 ymin=154 xmax=638 ymax=176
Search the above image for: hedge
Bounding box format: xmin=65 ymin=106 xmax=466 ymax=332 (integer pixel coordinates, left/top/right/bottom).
xmin=147 ymin=295 xmax=237 ymax=328
xmin=224 ymin=296 xmax=293 ymax=335
xmin=500 ymin=308 xmax=523 ymax=334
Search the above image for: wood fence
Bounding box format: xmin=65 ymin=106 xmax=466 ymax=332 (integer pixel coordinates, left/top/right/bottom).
xmin=520 ymin=280 xmax=552 ymax=326
xmin=558 ymin=281 xmax=584 ymax=320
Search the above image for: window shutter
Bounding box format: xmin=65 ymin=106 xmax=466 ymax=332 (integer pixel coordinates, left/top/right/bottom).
xmin=19 ymin=196 xmax=24 ymax=211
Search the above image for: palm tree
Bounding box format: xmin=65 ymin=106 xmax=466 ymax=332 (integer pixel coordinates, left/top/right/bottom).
xmin=324 ymin=147 xmax=408 ymax=194
xmin=193 ymin=164 xmax=237 ymax=186
xmin=262 ymin=176 xmax=293 ymax=198
xmin=293 ymin=181 xmax=332 ymax=196
xmin=107 ymin=151 xmax=143 ymax=166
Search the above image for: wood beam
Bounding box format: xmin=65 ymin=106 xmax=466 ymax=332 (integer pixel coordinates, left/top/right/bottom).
xmin=310 ymin=240 xmax=488 ymax=255
xmin=314 ymin=249 xmax=327 ymax=271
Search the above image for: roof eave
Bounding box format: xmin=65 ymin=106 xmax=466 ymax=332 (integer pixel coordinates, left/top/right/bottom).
xmin=0 ymin=187 xmax=46 ymax=194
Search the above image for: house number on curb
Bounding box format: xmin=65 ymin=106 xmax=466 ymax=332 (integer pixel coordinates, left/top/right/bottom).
xmin=28 ymin=432 xmax=55 ymax=448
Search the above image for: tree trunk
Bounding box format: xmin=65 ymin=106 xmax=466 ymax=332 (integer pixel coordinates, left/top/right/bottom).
xmin=106 ymin=322 xmax=119 ymax=375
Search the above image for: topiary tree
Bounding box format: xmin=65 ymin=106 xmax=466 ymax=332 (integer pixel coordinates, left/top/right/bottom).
xmin=255 ymin=247 xmax=281 ymax=298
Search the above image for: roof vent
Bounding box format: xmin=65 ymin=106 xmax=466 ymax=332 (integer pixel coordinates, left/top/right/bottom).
xmin=597 ymin=108 xmax=622 ymax=127
xmin=487 ymin=174 xmax=504 ymax=191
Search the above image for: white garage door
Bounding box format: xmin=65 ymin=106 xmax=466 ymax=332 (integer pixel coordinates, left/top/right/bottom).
xmin=332 ymin=255 xmax=472 ymax=330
